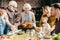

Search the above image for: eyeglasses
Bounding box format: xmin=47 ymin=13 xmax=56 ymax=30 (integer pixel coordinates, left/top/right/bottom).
xmin=10 ymin=5 xmax=17 ymax=8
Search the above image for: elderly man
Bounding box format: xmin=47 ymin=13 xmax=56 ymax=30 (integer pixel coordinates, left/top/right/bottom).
xmin=6 ymin=1 xmax=20 ymax=26
xmin=4 ymin=1 xmax=20 ymax=34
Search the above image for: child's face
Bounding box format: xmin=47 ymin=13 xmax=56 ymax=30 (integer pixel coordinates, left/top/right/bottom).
xmin=41 ymin=17 xmax=47 ymax=23
xmin=0 ymin=9 xmax=3 ymax=16
xmin=0 ymin=9 xmax=6 ymax=16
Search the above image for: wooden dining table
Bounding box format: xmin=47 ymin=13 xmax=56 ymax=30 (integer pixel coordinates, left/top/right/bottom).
xmin=8 ymin=33 xmax=38 ymax=40
xmin=7 ymin=27 xmax=53 ymax=40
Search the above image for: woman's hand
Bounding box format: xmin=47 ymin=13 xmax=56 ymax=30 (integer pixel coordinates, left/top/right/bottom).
xmin=50 ymin=25 xmax=55 ymax=32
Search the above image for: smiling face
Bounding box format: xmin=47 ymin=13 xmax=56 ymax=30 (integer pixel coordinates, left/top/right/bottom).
xmin=42 ymin=6 xmax=51 ymax=17
xmin=24 ymin=7 xmax=30 ymax=13
xmin=41 ymin=17 xmax=48 ymax=23
xmin=51 ymin=7 xmax=56 ymax=16
xmin=0 ymin=9 xmax=3 ymax=16
xmin=8 ymin=5 xmax=15 ymax=11
xmin=0 ymin=9 xmax=6 ymax=16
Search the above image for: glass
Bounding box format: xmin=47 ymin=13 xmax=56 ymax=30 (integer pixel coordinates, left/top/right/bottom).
xmin=13 ymin=34 xmax=18 ymax=40
xmin=30 ymin=29 xmax=35 ymax=40
xmin=26 ymin=29 xmax=30 ymax=40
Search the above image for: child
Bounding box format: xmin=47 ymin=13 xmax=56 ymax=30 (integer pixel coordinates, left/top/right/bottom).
xmin=36 ymin=15 xmax=51 ymax=39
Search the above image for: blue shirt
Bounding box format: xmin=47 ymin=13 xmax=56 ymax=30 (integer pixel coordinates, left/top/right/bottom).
xmin=24 ymin=13 xmax=30 ymax=22
xmin=0 ymin=17 xmax=6 ymax=35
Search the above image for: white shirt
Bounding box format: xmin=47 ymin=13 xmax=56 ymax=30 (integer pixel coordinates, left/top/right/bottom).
xmin=38 ymin=23 xmax=51 ymax=37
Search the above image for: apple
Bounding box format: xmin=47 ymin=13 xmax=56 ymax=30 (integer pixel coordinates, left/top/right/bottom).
xmin=0 ymin=36 xmax=1 ymax=38
xmin=1 ymin=36 xmax=6 ymax=38
xmin=7 ymin=36 xmax=13 ymax=39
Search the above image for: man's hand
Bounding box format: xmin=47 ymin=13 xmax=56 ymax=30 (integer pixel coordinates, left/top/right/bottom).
xmin=11 ymin=26 xmax=18 ymax=32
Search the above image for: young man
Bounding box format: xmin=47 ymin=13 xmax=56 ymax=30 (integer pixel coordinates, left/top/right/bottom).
xmin=55 ymin=3 xmax=60 ymax=34
xmin=49 ymin=3 xmax=60 ymax=34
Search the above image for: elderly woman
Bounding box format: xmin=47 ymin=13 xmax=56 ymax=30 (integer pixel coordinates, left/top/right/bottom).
xmin=19 ymin=3 xmax=36 ymax=40
xmin=20 ymin=3 xmax=36 ymax=30
xmin=0 ymin=7 xmax=16 ymax=36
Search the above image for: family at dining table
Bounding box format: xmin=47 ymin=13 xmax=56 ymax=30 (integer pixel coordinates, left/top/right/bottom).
xmin=0 ymin=0 xmax=60 ymax=38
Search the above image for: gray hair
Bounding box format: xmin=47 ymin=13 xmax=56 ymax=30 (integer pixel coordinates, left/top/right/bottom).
xmin=9 ymin=1 xmax=17 ymax=7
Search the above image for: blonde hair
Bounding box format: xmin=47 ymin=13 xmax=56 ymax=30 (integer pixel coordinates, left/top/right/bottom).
xmin=23 ymin=3 xmax=32 ymax=10
xmin=9 ymin=1 xmax=17 ymax=7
